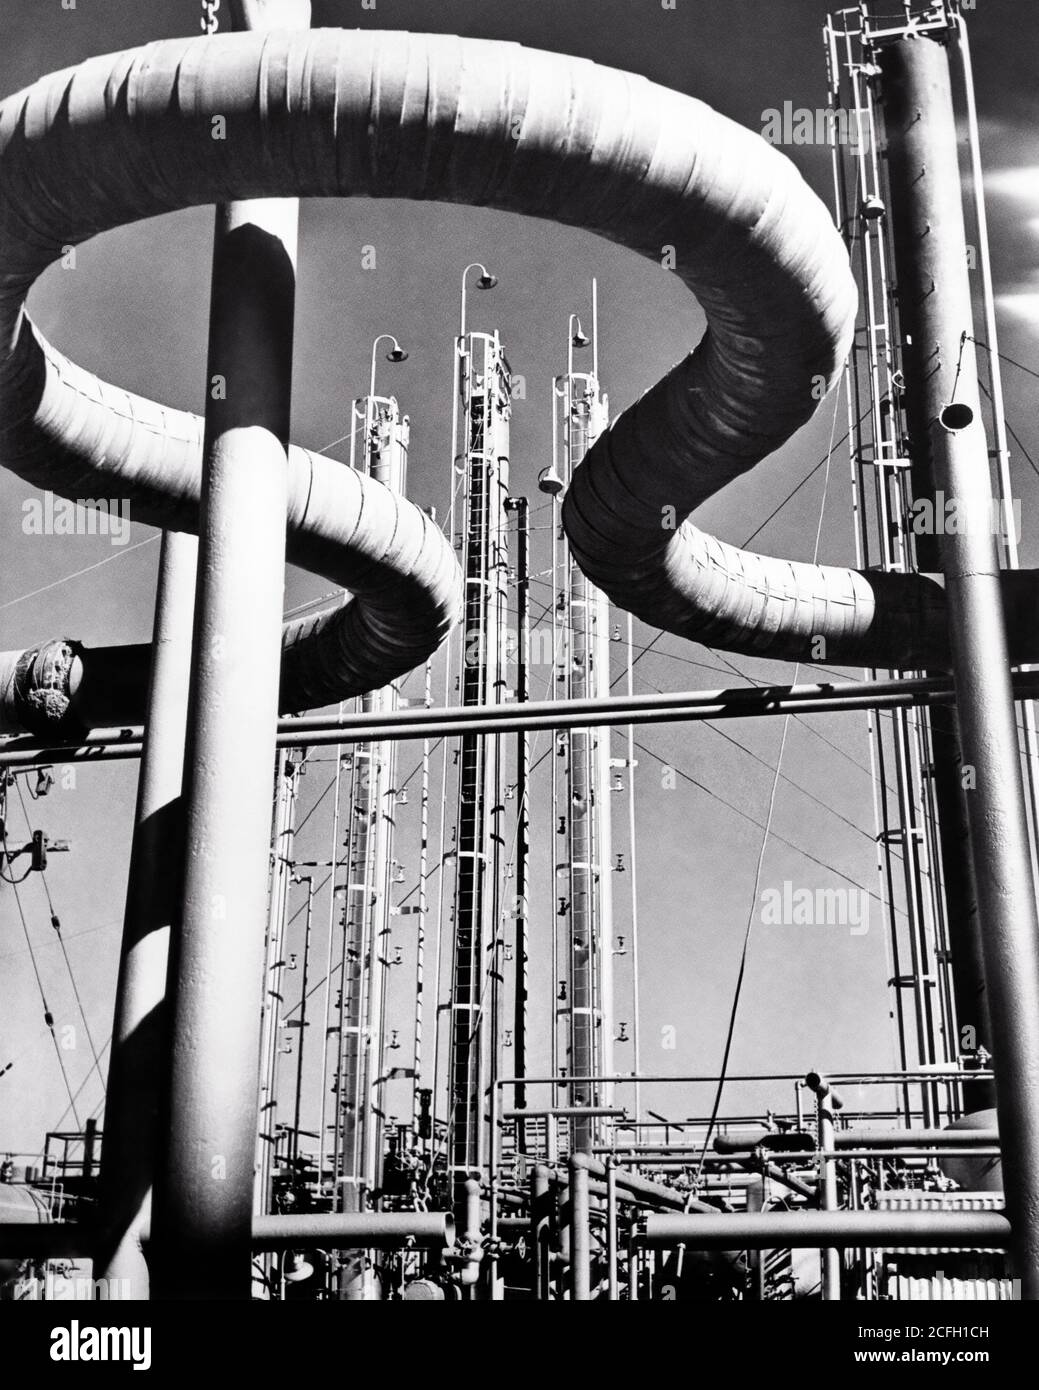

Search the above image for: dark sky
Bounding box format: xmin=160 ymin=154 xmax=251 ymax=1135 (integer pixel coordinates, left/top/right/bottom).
xmin=1 ymin=0 xmax=1037 ymax=1154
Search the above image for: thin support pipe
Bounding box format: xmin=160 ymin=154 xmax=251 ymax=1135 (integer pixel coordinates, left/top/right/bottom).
xmin=95 ymin=531 xmax=197 ymax=1298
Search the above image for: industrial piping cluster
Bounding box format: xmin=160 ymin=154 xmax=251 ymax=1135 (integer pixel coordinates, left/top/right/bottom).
xmin=1 ymin=1 xmax=1038 ymax=1302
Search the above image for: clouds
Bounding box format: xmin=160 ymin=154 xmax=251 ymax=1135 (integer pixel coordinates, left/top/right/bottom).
xmin=982 ymin=156 xmax=1039 ymax=339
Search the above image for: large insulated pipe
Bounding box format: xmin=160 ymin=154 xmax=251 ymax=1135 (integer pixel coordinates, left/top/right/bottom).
xmin=6 ymin=33 xmax=1039 ymax=730
xmin=10 ymin=667 xmax=1039 ymax=770
xmin=150 ymin=0 xmax=309 ymax=1302
xmin=879 ymin=35 xmax=1039 ymax=1298
xmin=94 ymin=531 xmax=197 ymax=1298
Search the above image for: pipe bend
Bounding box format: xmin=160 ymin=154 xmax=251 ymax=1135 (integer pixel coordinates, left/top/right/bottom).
xmin=3 ymin=27 xmax=1038 ymax=714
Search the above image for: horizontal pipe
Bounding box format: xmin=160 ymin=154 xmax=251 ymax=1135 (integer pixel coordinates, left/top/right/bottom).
xmin=499 ymin=1069 xmax=994 ymax=1088
xmin=701 ymin=1148 xmax=1002 ymax=1164
xmin=583 ymin=1157 xmax=715 ymax=1215
xmin=0 ymin=1212 xmax=454 ymax=1260
xmin=251 ymin=1212 xmax=454 ymax=1251
xmin=503 ymin=1108 xmax=626 ymax=1120
xmin=6 ymin=672 xmax=1039 ymax=767
xmin=640 ymin=1211 xmax=1011 ymax=1251
xmin=833 ymin=1129 xmax=999 ymax=1150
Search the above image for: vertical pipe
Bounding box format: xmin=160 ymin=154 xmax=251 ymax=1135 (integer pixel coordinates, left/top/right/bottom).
xmin=570 ymin=1154 xmax=591 ymax=1301
xmin=461 ymin=1176 xmax=483 ymax=1295
xmin=808 ymin=1074 xmax=841 ymax=1301
xmin=532 ymin=1164 xmax=550 ymax=1301
xmin=956 ymin=17 xmax=1039 ymax=846
xmin=412 ymin=663 xmax=432 ymax=1132
xmin=745 ymin=1176 xmax=765 ymax=1301
xmin=256 ymin=757 xmax=299 ymax=1220
xmin=95 ymin=532 xmax=197 ymax=1298
xmin=292 ymin=878 xmax=314 ymax=1163
xmin=933 ymin=406 xmax=1039 ymax=1297
xmin=151 ymin=0 xmax=310 ymax=1302
xmin=606 ymin=1157 xmax=618 ymax=1301
xmin=317 ymin=729 xmax=345 ymax=1197
xmin=879 ymin=36 xmax=1039 ymax=1295
xmin=625 ymin=612 xmax=642 ymax=1129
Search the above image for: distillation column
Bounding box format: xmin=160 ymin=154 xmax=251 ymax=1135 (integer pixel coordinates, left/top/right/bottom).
xmin=334 ymin=397 xmax=406 ymax=1283
xmin=447 ymin=333 xmax=511 ymax=1196
xmin=554 ymin=369 xmax=615 ymax=1153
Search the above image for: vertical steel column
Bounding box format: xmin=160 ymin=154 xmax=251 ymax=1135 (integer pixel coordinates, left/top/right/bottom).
xmin=879 ymin=35 xmax=1039 ymax=1294
xmin=96 ymin=532 xmax=197 ymax=1298
xmin=505 ymin=496 xmax=530 ymax=1129
xmin=335 ymin=396 xmax=406 ymax=1298
xmin=558 ymin=371 xmax=613 ymax=1153
xmin=151 ymin=0 xmax=310 ymax=1302
xmin=359 ymin=398 xmax=405 ymax=1197
xmin=448 ymin=333 xmax=511 ymax=1197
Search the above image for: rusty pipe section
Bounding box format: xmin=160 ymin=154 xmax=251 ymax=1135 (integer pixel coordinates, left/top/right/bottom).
xmin=2 ymin=30 xmax=1037 ymax=697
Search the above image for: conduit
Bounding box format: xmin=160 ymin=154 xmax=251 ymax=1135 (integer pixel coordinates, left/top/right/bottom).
xmin=4 ymin=31 xmax=1039 ymax=741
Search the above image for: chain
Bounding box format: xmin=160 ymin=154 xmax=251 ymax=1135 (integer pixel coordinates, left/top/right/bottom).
xmin=200 ymin=0 xmax=221 ymax=35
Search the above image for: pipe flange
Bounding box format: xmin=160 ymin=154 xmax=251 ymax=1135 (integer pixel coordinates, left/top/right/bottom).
xmin=12 ymin=640 xmax=83 ymax=736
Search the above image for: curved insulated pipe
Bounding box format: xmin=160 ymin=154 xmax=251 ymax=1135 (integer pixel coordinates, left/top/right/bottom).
xmin=2 ymin=29 xmax=1037 ymax=739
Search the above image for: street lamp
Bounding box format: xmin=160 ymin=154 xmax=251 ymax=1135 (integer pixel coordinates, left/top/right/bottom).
xmin=568 ymin=313 xmax=591 ymax=377
xmin=459 ymin=261 xmax=498 ymax=340
xmin=369 ymin=333 xmax=409 ymax=402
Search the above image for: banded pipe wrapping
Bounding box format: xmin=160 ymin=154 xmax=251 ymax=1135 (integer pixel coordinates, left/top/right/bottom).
xmin=2 ymin=29 xmax=1038 ymax=739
